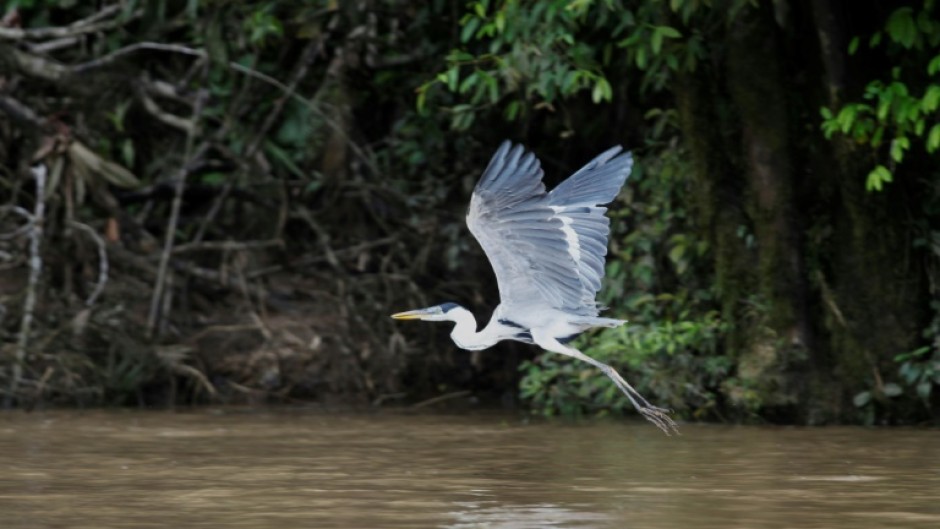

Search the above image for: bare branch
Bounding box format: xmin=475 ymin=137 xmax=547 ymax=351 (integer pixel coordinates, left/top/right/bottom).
xmin=147 ymin=88 xmax=209 ymax=337
xmin=0 ymin=205 xmax=34 ymax=240
xmin=155 ymin=345 xmax=217 ymax=396
xmin=141 ymin=76 xmax=193 ymax=105
xmin=138 ymin=87 xmax=196 ymax=134
xmin=0 ymin=45 xmax=70 ymax=81
xmin=26 ymin=36 xmax=80 ymax=54
xmin=245 ymin=236 xmax=397 ymax=278
xmin=193 ymin=37 xmax=323 ymax=244
xmin=0 ymin=94 xmax=49 ymax=131
xmin=172 ymin=239 xmax=284 ymax=255
xmin=68 ymin=221 xmax=109 ymax=307
xmin=0 ymin=5 xmax=127 ymax=41
xmin=72 ymin=42 xmax=205 ymax=73
xmin=6 ymin=164 xmax=46 ymax=407
xmin=69 ymin=41 xmax=380 ymax=175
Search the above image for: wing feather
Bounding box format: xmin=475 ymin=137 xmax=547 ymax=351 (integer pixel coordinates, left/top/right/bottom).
xmin=467 ymin=141 xmax=633 ymax=315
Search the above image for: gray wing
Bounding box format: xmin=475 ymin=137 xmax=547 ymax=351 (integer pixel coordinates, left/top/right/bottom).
xmin=467 ymin=141 xmax=633 ymax=315
xmin=547 ymin=145 xmax=633 ymax=309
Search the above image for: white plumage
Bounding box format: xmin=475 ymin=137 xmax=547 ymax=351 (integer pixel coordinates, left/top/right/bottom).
xmin=392 ymin=141 xmax=678 ymax=435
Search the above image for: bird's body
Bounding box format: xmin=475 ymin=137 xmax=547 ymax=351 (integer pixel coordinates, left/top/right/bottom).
xmin=393 ymin=141 xmax=678 ymax=435
xmin=445 ymin=303 xmax=598 ymax=350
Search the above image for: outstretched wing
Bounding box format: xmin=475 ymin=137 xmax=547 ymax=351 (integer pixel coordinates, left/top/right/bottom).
xmin=467 ymin=141 xmax=632 ymax=315
xmin=547 ymin=145 xmax=633 ymax=309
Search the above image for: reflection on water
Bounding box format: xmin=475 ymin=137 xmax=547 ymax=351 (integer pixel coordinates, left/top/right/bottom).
xmin=0 ymin=409 xmax=938 ymax=528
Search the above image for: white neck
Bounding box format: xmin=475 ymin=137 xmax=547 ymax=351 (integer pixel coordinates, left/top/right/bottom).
xmin=447 ymin=306 xmax=499 ymax=351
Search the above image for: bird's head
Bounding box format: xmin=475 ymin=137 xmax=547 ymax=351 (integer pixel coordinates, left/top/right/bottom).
xmin=391 ymin=302 xmax=462 ymax=322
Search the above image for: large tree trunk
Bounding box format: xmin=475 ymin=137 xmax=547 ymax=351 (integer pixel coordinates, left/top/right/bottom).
xmin=674 ymin=0 xmax=930 ymax=423
xmin=724 ymin=3 xmax=813 ymax=417
xmin=675 ymin=59 xmax=771 ymax=418
xmin=809 ymin=0 xmax=928 ymax=422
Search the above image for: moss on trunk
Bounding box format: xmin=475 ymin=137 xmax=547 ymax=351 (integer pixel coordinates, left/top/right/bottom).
xmin=723 ymin=4 xmax=815 ymax=415
xmin=675 ymin=65 xmax=770 ymax=416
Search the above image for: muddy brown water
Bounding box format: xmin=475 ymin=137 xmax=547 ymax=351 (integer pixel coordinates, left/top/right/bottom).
xmin=0 ymin=409 xmax=937 ymax=528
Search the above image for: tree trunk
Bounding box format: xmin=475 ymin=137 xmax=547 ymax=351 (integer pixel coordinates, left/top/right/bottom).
xmin=722 ymin=3 xmax=814 ymax=416
xmin=675 ymin=64 xmax=762 ymax=417
xmin=809 ymin=0 xmax=928 ymax=422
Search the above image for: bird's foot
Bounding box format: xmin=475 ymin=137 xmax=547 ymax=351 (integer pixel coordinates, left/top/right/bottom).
xmin=637 ymin=404 xmax=680 ymax=436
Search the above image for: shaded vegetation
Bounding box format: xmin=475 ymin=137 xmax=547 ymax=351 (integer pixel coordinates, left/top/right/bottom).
xmin=0 ymin=0 xmax=937 ymax=425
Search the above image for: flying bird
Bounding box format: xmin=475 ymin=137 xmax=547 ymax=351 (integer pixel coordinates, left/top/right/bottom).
xmin=392 ymin=141 xmax=678 ymax=435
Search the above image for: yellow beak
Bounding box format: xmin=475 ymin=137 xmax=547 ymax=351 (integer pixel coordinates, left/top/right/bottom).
xmin=391 ymin=310 xmax=424 ymax=320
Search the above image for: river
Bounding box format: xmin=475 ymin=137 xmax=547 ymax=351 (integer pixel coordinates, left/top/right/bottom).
xmin=1 ymin=409 xmax=937 ymax=528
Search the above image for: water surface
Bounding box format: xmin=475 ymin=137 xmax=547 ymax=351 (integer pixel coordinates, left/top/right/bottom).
xmin=1 ymin=409 xmax=937 ymax=528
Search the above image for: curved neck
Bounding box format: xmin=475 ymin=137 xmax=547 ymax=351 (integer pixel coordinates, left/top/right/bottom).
xmin=448 ymin=307 xmax=497 ymax=351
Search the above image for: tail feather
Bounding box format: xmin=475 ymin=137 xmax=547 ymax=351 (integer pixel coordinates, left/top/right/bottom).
xmin=571 ymin=316 xmax=626 ymax=328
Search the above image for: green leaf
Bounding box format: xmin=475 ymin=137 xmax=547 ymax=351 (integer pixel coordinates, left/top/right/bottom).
xmin=883 ymin=382 xmax=902 ymax=397
xmin=666 ymin=53 xmax=679 ymax=70
xmin=866 ymin=165 xmax=893 ymax=192
xmin=450 ymin=105 xmax=476 ymax=130
xmin=200 ymin=172 xmax=226 ymax=185
xmin=927 ymin=124 xmax=940 ymax=152
xmin=446 ymin=67 xmax=459 ymax=91
xmin=484 ymin=72 xmax=499 ymax=103
xmin=594 ymin=77 xmax=612 ymax=102
xmin=877 ymin=98 xmax=891 ymax=121
xmin=890 ymin=136 xmax=909 ymax=162
xmin=921 ymin=85 xmax=940 ymax=112
xmin=504 ymin=100 xmax=520 ymax=121
xmin=886 ymin=7 xmax=917 ymax=48
xmin=902 ymin=362 xmax=923 ymax=384
xmin=618 ymin=32 xmax=643 ymax=48
xmin=562 ymin=70 xmax=580 ymax=93
xmin=121 ymin=139 xmax=135 ymax=168
xmin=668 ymin=243 xmax=686 ymax=264
xmin=448 ymin=50 xmax=475 ymax=62
xmin=853 ymin=390 xmax=872 ymax=407
xmin=929 ymin=55 xmax=940 ymax=75
xmin=837 ymin=105 xmax=857 ymax=133
xmin=591 ymin=77 xmax=611 ymax=103
xmin=416 ymin=84 xmax=429 ymax=113
xmin=650 ymin=26 xmax=681 ymax=55
xmin=635 ymin=47 xmax=647 ymax=69
xmin=916 ymin=381 xmax=932 ymax=400
xmin=264 ymin=140 xmax=305 ymax=179
xmin=848 ymin=36 xmax=860 ymax=55
xmin=659 ymin=26 xmax=682 ymax=39
xmin=651 ymin=29 xmax=663 ymax=55
xmin=460 ymin=17 xmax=480 ymax=43
xmin=458 ymin=72 xmax=478 ymax=94
xmin=495 ymin=11 xmax=505 ymax=33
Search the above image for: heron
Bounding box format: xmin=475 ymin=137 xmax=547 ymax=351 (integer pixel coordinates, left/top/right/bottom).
xmin=392 ymin=141 xmax=678 ymax=435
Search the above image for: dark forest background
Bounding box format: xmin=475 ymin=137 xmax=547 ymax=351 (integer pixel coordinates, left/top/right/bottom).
xmin=0 ymin=0 xmax=937 ymax=425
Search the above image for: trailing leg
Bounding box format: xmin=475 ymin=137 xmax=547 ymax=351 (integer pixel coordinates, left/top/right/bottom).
xmin=532 ymin=331 xmax=679 ymax=435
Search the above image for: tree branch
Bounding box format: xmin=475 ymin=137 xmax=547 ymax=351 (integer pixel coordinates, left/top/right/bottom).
xmin=6 ymin=164 xmax=46 ymax=407
xmin=171 ymin=239 xmax=284 ymax=255
xmin=138 ymin=86 xmax=196 ymax=134
xmin=146 ymin=89 xmax=209 ymax=337
xmin=0 ymin=4 xmax=127 ymax=41
xmin=68 ymin=221 xmax=109 ymax=307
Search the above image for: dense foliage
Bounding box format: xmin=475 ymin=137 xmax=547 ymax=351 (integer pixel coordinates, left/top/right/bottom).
xmin=0 ymin=0 xmax=937 ymax=425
